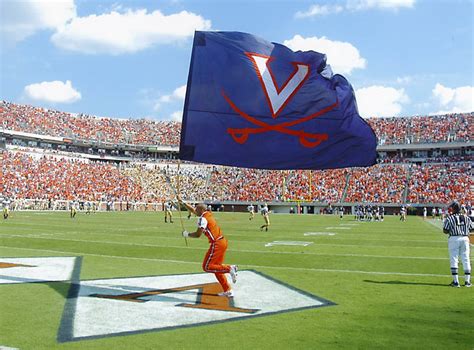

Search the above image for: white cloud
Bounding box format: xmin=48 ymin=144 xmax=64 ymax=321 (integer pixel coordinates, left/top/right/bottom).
xmin=295 ymin=0 xmax=415 ymax=18
xmin=295 ymin=4 xmax=344 ymax=18
xmin=0 ymin=0 xmax=76 ymax=43
xmin=170 ymin=111 xmax=183 ymax=121
xmin=347 ymin=0 xmax=415 ymax=11
xmin=51 ymin=9 xmax=211 ymax=54
xmin=355 ymin=85 xmax=409 ymax=118
xmin=432 ymin=83 xmax=473 ymax=114
xmin=172 ymin=85 xmax=187 ymax=100
xmin=24 ymin=80 xmax=81 ymax=104
xmin=396 ymin=76 xmax=413 ymax=84
xmin=284 ymin=35 xmax=366 ymax=75
xmin=153 ymin=84 xmax=186 ymax=111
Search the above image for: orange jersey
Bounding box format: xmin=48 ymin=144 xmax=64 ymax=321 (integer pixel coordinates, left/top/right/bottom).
xmin=198 ymin=211 xmax=224 ymax=243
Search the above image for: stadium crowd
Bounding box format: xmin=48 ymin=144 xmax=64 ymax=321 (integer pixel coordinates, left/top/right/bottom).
xmin=2 ymin=101 xmax=473 ymax=147
xmin=345 ymin=164 xmax=408 ymax=203
xmin=2 ymin=101 xmax=473 ymax=207
xmin=406 ymin=163 xmax=473 ymax=204
xmin=285 ymin=169 xmax=347 ymax=203
xmin=1 ymin=151 xmax=142 ymax=201
xmin=2 ymin=149 xmax=472 ymax=205
xmin=368 ymin=113 xmax=473 ymax=145
xmin=1 ymin=101 xmax=180 ymax=146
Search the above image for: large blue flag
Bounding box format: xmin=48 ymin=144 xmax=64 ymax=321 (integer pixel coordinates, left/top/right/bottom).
xmin=179 ymin=31 xmax=377 ymax=170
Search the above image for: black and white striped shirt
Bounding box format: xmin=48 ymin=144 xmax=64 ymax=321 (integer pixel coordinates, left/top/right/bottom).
xmin=443 ymin=214 xmax=473 ymax=236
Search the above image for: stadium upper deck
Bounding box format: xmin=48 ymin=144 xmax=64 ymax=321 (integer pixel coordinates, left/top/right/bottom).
xmin=1 ymin=101 xmax=473 ymax=147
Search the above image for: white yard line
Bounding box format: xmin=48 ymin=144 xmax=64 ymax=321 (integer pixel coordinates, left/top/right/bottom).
xmin=0 ymin=234 xmax=450 ymax=257
xmin=0 ymin=245 xmax=452 ymax=278
xmin=1 ymin=230 xmax=447 ymax=245
xmin=0 ymin=240 xmax=461 ymax=261
xmin=425 ymin=219 xmax=444 ymax=230
xmin=265 ymin=241 xmax=313 ymax=247
xmin=0 ymin=245 xmax=199 ymax=265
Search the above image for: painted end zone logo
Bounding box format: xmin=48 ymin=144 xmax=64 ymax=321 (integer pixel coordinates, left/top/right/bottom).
xmin=59 ymin=270 xmax=335 ymax=342
xmin=0 ymin=257 xmax=77 ymax=284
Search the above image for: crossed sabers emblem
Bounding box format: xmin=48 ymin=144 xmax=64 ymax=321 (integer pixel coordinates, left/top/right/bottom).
xmin=223 ymin=52 xmax=338 ymax=148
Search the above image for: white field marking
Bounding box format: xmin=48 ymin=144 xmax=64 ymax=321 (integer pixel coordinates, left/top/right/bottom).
xmin=0 ymin=246 xmax=458 ymax=278
xmin=1 ymin=243 xmax=461 ymax=262
xmin=309 ymin=236 xmax=446 ymax=244
xmin=424 ymin=220 xmax=473 ymax=246
xmin=0 ymin=257 xmax=78 ymax=284
xmin=265 ymin=241 xmax=313 ymax=247
xmin=11 ymin=232 xmax=446 ymax=250
xmin=0 ymin=346 xmax=20 ymax=350
xmin=308 ymin=232 xmax=336 ymax=236
xmin=1 ymin=221 xmax=154 ymax=230
xmin=322 ymin=233 xmax=446 ymax=243
xmin=1 ymin=228 xmax=381 ymax=245
xmin=0 ymin=245 xmax=200 ymax=265
xmin=242 ymin=265 xmax=453 ymax=278
xmin=425 ymin=219 xmax=444 ymax=230
xmin=0 ymin=221 xmax=77 ymax=228
xmin=70 ymin=270 xmax=325 ymax=341
xmin=3 ymin=229 xmax=302 ymax=241
xmin=0 ymin=234 xmax=449 ymax=254
xmin=339 ymin=224 xmax=359 ymax=226
xmin=251 ymin=234 xmax=447 ymax=244
xmin=325 ymin=227 xmax=351 ymax=230
xmin=8 ymin=225 xmax=151 ymax=233
xmin=2 ymin=229 xmax=448 ymax=245
xmin=304 ymin=232 xmax=336 ymax=236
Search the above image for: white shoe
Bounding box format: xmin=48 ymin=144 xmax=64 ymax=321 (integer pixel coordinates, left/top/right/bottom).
xmin=217 ymin=290 xmax=234 ymax=297
xmin=230 ymin=265 xmax=238 ymax=284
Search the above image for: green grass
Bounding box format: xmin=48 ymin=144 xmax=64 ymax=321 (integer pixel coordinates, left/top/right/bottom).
xmin=0 ymin=211 xmax=472 ymax=349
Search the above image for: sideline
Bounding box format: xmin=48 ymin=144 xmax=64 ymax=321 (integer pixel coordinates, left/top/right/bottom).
xmin=425 ymin=219 xmax=444 ymax=230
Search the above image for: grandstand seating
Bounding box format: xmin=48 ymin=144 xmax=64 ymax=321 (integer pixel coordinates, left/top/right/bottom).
xmin=1 ymin=151 xmax=142 ymax=201
xmin=345 ymin=164 xmax=408 ymax=203
xmin=2 ymin=149 xmax=472 ymax=205
xmin=2 ymin=101 xmax=473 ymax=146
xmin=285 ymin=169 xmax=347 ymax=203
xmin=367 ymin=113 xmax=473 ymax=145
xmin=406 ymin=163 xmax=472 ymax=204
xmin=0 ymin=101 xmax=180 ymax=146
xmin=1 ymin=101 xmax=473 ymax=206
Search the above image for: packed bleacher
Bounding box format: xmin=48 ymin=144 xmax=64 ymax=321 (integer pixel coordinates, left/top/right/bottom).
xmin=407 ymin=163 xmax=473 ymax=204
xmin=1 ymin=151 xmax=142 ymax=201
xmin=2 ymin=149 xmax=472 ymax=205
xmin=345 ymin=164 xmax=408 ymax=203
xmin=367 ymin=113 xmax=473 ymax=145
xmin=1 ymin=101 xmax=473 ymax=206
xmin=1 ymin=101 xmax=473 ymax=146
xmin=285 ymin=169 xmax=347 ymax=203
xmin=0 ymin=101 xmax=180 ymax=146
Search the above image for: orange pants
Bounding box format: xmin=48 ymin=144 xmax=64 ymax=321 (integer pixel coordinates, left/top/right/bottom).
xmin=203 ymin=238 xmax=231 ymax=292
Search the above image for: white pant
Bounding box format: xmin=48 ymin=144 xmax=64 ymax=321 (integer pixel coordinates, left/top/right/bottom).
xmin=448 ymin=236 xmax=471 ymax=271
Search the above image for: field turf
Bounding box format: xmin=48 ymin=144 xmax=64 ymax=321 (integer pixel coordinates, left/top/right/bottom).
xmin=0 ymin=211 xmax=472 ymax=349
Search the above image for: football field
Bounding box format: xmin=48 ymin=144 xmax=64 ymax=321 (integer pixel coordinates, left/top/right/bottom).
xmin=0 ymin=211 xmax=472 ymax=349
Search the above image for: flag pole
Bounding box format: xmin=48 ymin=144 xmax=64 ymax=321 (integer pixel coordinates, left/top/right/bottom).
xmin=176 ymin=160 xmax=188 ymax=246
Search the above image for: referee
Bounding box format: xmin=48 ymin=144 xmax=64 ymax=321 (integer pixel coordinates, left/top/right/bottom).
xmin=443 ymin=201 xmax=472 ymax=287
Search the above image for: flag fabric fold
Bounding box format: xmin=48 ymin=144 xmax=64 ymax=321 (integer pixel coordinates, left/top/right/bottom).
xmin=179 ymin=31 xmax=377 ymax=170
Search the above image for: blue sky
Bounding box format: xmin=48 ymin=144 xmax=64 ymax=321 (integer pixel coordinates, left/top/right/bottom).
xmin=1 ymin=0 xmax=472 ymax=121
